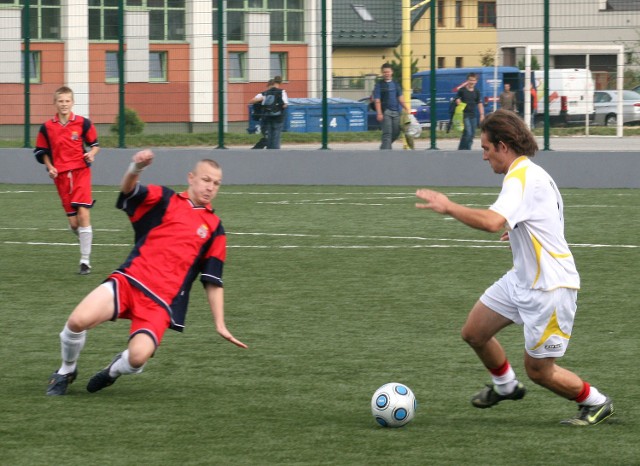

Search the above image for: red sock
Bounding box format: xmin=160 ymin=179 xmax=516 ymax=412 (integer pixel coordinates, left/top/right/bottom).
xmin=574 ymin=381 xmax=590 ymax=403
xmin=489 ymin=360 xmax=510 ymax=377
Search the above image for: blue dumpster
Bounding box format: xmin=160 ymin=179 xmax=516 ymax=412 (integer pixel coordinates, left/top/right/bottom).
xmin=247 ymin=98 xmax=368 ymax=133
xmin=285 ymin=98 xmax=367 ymax=132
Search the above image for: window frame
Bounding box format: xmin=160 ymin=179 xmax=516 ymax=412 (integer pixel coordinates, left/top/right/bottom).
xmin=149 ymin=50 xmax=168 ymax=82
xmin=270 ymin=52 xmax=287 ymax=81
xmin=21 ymin=50 xmax=41 ymax=83
xmin=228 ymin=51 xmax=247 ymax=81
xmin=455 ymin=0 xmax=463 ymax=28
xmin=19 ymin=0 xmax=61 ymax=40
xmin=478 ymin=1 xmax=496 ymax=28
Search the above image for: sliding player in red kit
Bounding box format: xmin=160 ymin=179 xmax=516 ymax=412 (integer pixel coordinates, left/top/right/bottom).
xmin=46 ymin=150 xmax=247 ymax=396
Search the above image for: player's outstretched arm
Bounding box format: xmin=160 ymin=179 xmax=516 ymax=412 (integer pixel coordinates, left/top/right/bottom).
xmin=415 ymin=188 xmax=506 ymax=233
xmin=205 ymin=283 xmax=248 ymax=349
xmin=121 ymin=149 xmax=154 ymax=194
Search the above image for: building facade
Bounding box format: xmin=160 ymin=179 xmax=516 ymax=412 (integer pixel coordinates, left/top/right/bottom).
xmin=0 ymin=0 xmax=327 ymax=132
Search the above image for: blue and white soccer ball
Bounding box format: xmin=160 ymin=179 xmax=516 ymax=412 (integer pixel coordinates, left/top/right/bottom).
xmin=371 ymin=382 xmax=417 ymax=427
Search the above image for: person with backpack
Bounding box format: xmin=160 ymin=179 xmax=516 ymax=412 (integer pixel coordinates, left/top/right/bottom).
xmin=373 ymin=63 xmax=409 ymax=150
xmin=249 ymin=76 xmax=288 ymax=149
xmin=34 ymin=86 xmax=100 ymax=275
xmin=249 ymin=79 xmax=274 ymax=149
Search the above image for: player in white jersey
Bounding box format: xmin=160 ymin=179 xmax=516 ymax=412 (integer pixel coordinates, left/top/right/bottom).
xmin=415 ymin=109 xmax=613 ymax=426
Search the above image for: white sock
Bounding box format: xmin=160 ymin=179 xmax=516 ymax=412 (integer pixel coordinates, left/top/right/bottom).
xmin=581 ymin=385 xmax=607 ymax=406
xmin=78 ymin=226 xmax=92 ymax=264
xmin=492 ymin=365 xmax=518 ymax=395
xmin=58 ymin=324 xmax=86 ymax=374
xmin=109 ymin=349 xmax=144 ymax=378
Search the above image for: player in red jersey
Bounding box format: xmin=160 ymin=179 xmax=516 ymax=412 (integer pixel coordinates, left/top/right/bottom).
xmin=34 ymin=86 xmax=100 ymax=275
xmin=46 ymin=150 xmax=248 ymax=396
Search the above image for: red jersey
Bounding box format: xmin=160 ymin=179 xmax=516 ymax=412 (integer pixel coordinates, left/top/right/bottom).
xmin=114 ymin=184 xmax=226 ymax=332
xmin=34 ymin=113 xmax=99 ymax=173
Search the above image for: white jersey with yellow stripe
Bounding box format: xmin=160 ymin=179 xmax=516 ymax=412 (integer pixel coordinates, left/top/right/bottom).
xmin=489 ymin=156 xmax=580 ymax=291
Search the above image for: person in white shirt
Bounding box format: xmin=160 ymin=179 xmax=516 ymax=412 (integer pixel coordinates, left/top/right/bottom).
xmin=415 ymin=109 xmax=614 ymax=426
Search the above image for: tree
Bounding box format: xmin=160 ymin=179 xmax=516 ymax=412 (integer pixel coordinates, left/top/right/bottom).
xmin=388 ymin=49 xmax=419 ymax=84
xmin=480 ymin=49 xmax=495 ymax=67
xmin=517 ymin=55 xmax=541 ymax=70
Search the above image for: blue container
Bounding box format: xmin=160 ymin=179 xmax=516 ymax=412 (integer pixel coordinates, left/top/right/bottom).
xmin=285 ymin=98 xmax=368 ymax=133
xmin=247 ymin=98 xmax=367 ymax=133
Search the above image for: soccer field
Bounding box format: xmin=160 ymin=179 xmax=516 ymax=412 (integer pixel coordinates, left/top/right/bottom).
xmin=1 ymin=184 xmax=638 ymax=465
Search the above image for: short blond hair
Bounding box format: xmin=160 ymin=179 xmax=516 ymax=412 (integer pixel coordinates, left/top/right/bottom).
xmin=54 ymin=86 xmax=74 ymax=102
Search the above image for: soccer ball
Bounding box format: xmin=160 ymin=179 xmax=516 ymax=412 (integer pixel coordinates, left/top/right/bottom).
xmin=371 ymin=382 xmax=417 ymax=427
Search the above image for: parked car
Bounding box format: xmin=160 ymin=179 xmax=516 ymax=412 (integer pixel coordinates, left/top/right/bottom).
xmin=359 ymin=97 xmax=431 ymax=130
xmin=593 ymin=90 xmax=640 ymax=126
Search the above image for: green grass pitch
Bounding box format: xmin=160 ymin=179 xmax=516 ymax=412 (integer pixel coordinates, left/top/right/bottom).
xmin=0 ymin=183 xmax=638 ymax=465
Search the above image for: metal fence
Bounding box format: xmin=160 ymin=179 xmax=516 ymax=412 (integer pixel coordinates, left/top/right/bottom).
xmin=1 ymin=0 xmax=640 ymax=148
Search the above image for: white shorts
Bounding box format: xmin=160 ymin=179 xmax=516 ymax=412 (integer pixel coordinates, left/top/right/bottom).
xmin=480 ymin=270 xmax=578 ymax=359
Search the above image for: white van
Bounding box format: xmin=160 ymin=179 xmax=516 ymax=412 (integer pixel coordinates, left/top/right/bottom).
xmin=531 ymin=69 xmax=595 ymax=127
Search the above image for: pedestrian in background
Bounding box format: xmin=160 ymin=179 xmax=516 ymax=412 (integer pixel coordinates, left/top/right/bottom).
xmin=249 ymin=76 xmax=288 ymax=149
xmin=499 ymin=82 xmax=518 ymax=113
xmin=456 ymin=73 xmax=485 ymax=150
xmin=250 ymin=79 xmax=274 ymax=149
xmin=373 ymin=63 xmax=409 ymax=150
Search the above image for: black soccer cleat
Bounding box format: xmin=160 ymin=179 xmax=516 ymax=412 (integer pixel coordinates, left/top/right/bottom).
xmin=560 ymin=398 xmax=614 ymax=426
xmin=471 ymin=382 xmax=527 ymax=409
xmin=86 ymin=352 xmax=122 ymax=393
xmin=46 ymin=369 xmax=78 ymax=396
xmin=79 ymin=263 xmax=91 ymax=275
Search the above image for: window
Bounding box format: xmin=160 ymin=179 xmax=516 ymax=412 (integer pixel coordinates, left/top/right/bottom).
xmin=214 ymin=0 xmax=303 ymax=43
xmin=437 ymin=1 xmax=444 ymax=27
xmin=19 ymin=0 xmax=61 ymax=40
xmin=89 ymin=0 xmax=119 ymax=41
xmin=149 ymin=0 xmax=185 ymax=41
xmin=270 ymin=52 xmax=287 ymax=80
xmin=149 ymin=51 xmax=167 ymax=81
xmin=21 ymin=51 xmax=41 ymax=83
xmin=106 ymin=51 xmax=120 ymax=81
xmin=229 ymin=52 xmax=246 ymax=81
xmin=352 ymin=4 xmax=374 ymax=22
xmin=455 ymin=57 xmax=463 ymax=68
xmin=437 ymin=57 xmax=445 ymax=68
xmin=455 ymin=1 xmax=463 ymax=27
xmin=478 ymin=1 xmax=496 ymax=27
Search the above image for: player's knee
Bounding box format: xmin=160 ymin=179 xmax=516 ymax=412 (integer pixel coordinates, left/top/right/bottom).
xmin=524 ymin=361 xmax=552 ymax=386
xmin=127 ymin=351 xmax=149 ymax=369
xmin=461 ymin=326 xmax=483 ymax=348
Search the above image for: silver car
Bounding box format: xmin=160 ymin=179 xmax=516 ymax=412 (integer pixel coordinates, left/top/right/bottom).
xmin=593 ymin=90 xmax=640 ymax=126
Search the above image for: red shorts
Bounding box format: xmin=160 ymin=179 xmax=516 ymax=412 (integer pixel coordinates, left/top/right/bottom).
xmin=54 ymin=167 xmax=95 ymax=216
xmin=106 ymin=274 xmax=172 ymax=347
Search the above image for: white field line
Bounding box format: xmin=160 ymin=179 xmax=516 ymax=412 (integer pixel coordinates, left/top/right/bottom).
xmin=2 ymin=231 xmax=637 ymax=249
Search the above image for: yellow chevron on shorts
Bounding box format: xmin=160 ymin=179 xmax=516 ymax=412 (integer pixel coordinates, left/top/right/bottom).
xmin=530 ymin=308 xmax=571 ymax=351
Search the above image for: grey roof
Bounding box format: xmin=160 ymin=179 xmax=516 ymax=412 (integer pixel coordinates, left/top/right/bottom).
xmin=606 ymin=0 xmax=640 ymax=11
xmin=333 ymin=0 xmax=430 ymax=47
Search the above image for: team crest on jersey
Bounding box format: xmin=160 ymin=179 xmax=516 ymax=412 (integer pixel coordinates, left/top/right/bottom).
xmin=71 ymin=131 xmax=79 ymax=141
xmin=197 ymin=224 xmax=209 ymax=238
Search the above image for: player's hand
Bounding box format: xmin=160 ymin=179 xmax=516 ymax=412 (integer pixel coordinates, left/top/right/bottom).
xmin=84 ymin=151 xmax=95 ymax=164
xmin=217 ymin=326 xmax=248 ymax=349
xmin=48 ymin=167 xmax=58 ymax=179
xmin=132 ymin=149 xmax=154 ymax=169
xmin=500 ymin=231 xmax=509 ymax=241
xmin=415 ymin=189 xmax=450 ymax=214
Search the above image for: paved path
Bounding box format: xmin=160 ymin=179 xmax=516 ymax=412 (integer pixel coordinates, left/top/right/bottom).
xmin=237 ymin=135 xmax=640 ymax=152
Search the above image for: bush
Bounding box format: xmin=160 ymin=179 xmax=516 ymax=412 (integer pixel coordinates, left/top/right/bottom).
xmin=110 ymin=107 xmax=145 ymax=135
